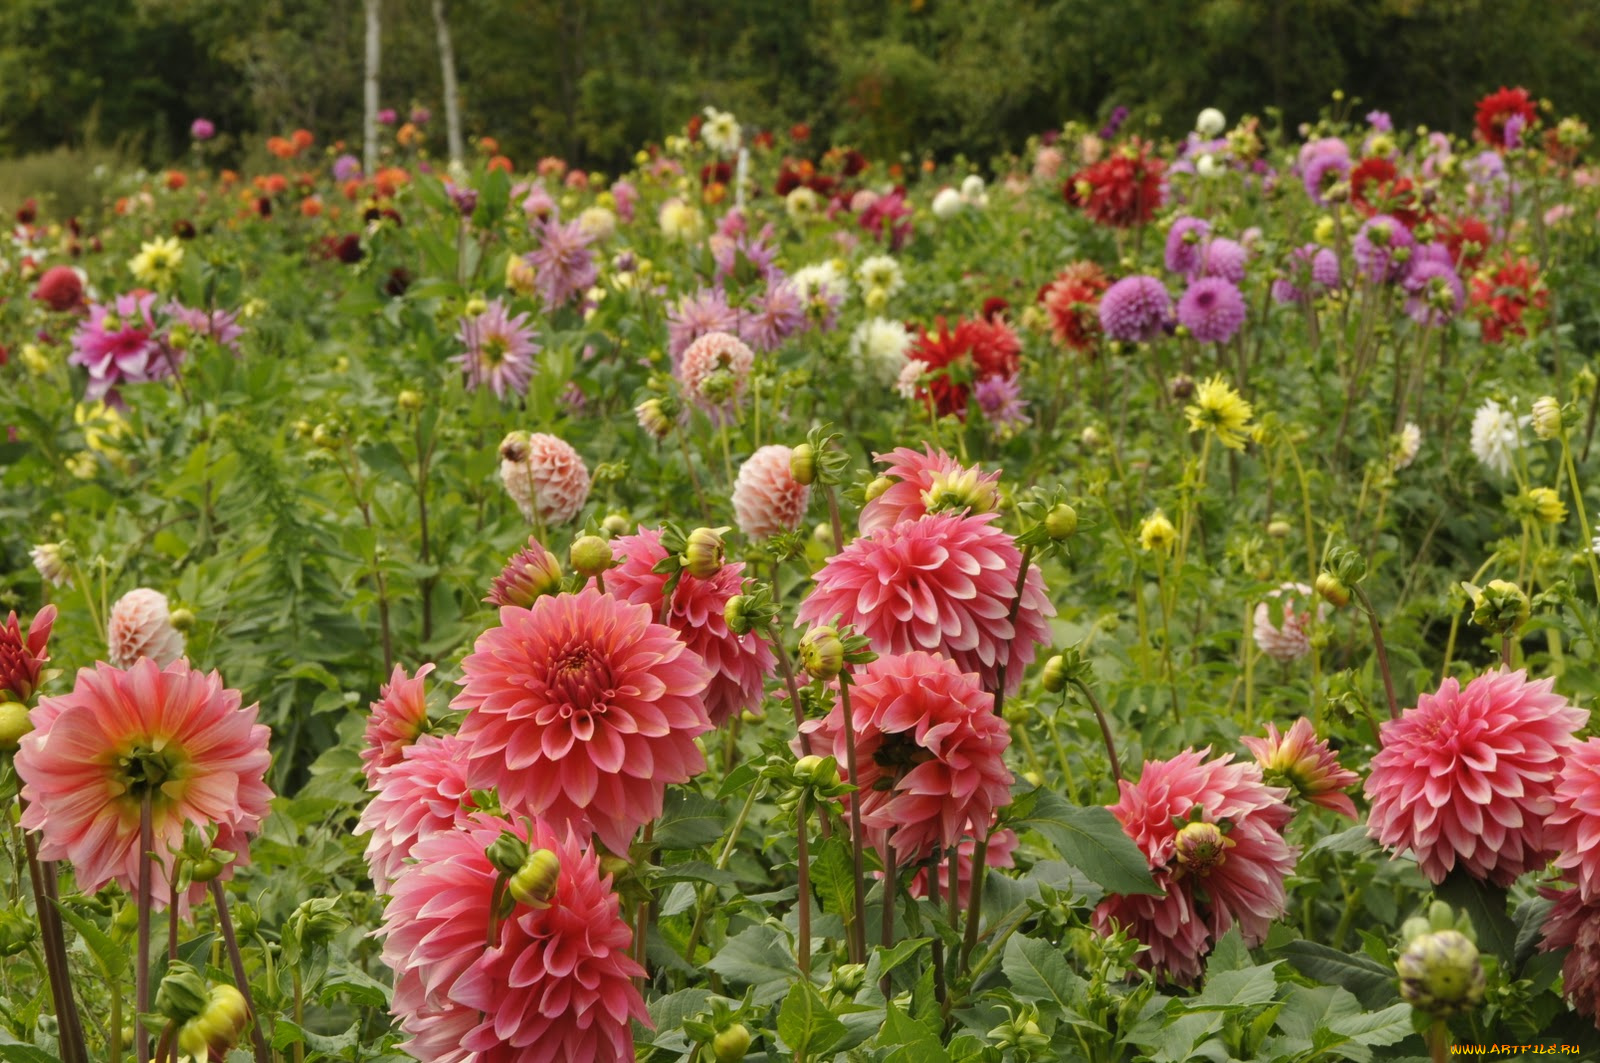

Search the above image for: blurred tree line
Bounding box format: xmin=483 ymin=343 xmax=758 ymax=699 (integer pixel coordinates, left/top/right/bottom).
xmin=2 ymin=0 xmax=1599 ymax=169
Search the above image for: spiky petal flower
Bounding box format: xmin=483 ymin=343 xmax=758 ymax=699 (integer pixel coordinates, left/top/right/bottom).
xmin=1251 ymin=582 xmax=1324 ymax=663
xmin=525 ymin=217 xmax=598 ymax=311
xmin=1093 ymin=748 xmax=1296 ymax=985
xmin=796 ymin=512 xmax=1053 ymax=695
xmin=15 ymin=657 xmax=273 ymax=911
xmin=30 ymin=543 xmax=71 ymax=588
xmin=359 ymin=734 xmax=475 ymax=894
xmin=379 ymin=813 xmax=647 ymax=1061
xmin=69 ymin=292 xmax=175 ymax=404
xmin=361 ymin=663 xmax=435 ymax=788
xmin=453 ymin=298 xmax=540 ymax=400
xmin=732 ymin=445 xmax=811 ymax=539
xmin=667 ymin=287 xmax=740 ymax=360
xmin=485 ymin=538 xmax=564 ymax=608
xmin=859 ymin=446 xmax=1001 ymax=535
xmin=107 ymin=588 xmax=186 ymax=668
xmin=1539 ymin=887 xmax=1600 ymax=1025
xmin=602 ymin=528 xmax=773 ymax=728
xmin=1039 ymin=261 xmax=1110 ymax=352
xmin=454 ymin=588 xmax=713 ymax=852
xmin=1184 ymin=375 xmax=1253 ymax=449
xmin=1366 ymin=668 xmax=1586 ymax=886
xmin=799 ymin=651 xmax=1013 ymax=860
xmin=0 ymin=605 xmax=55 ymax=704
xmin=1241 ymin=718 xmax=1359 ymax=819
xmin=1545 ymin=738 xmax=1600 ymax=902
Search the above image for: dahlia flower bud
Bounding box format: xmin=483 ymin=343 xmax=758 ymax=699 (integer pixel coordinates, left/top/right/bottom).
xmin=635 ymin=397 xmax=674 ymax=440
xmin=499 ymin=430 xmax=531 ymax=464
xmin=1266 ymin=519 xmax=1292 ymax=538
xmin=156 ymin=961 xmax=211 ymax=1025
xmin=1466 ymin=579 xmax=1530 ymax=636
xmin=723 ymin=595 xmax=753 ymax=636
xmin=311 ymin=423 xmax=343 ymax=451
xmin=794 ymin=753 xmax=841 ymax=789
xmin=169 ymin=607 xmax=196 ymax=633
xmin=570 ymin=534 xmax=613 ymax=578
xmin=712 ymin=1023 xmax=752 ymax=1062
xmin=1173 ymin=820 xmax=1233 ymax=876
xmin=486 ymin=830 xmax=531 ymax=877
xmin=0 ymin=703 xmax=29 ymax=750
xmin=864 ymin=475 xmax=893 ymax=502
xmin=397 ymin=389 xmax=424 ymax=413
xmin=1532 ymin=396 xmax=1563 ymax=440
xmin=1040 ymin=655 xmax=1068 ymax=694
xmin=1045 ymin=503 xmax=1079 ymax=540
xmin=922 ymin=468 xmax=999 ymax=516
xmin=1081 ymin=425 xmax=1105 ymax=449
xmin=1526 ymin=486 xmax=1567 ymax=525
xmin=602 ymin=513 xmax=629 ymax=537
xmin=799 ymin=626 xmax=844 ymax=680
xmin=508 ymin=848 xmax=561 ymax=909
xmin=789 ymin=443 xmax=817 ymax=486
xmin=1396 ymin=930 xmax=1485 ymax=1018
xmin=177 ymin=984 xmax=250 ymax=1059
xmin=485 ymin=539 xmax=563 ymax=608
xmin=831 ymin=963 xmax=866 ymax=994
xmin=1314 ymin=572 xmax=1350 ymax=608
xmin=684 ymin=527 xmax=726 ymax=578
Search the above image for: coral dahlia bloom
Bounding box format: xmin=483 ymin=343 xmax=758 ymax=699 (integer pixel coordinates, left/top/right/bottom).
xmin=502 ymin=433 xmax=591 ymax=526
xmin=380 ymin=813 xmax=647 ymax=1062
xmin=1038 ymin=261 xmax=1109 ymax=352
xmin=1366 ymin=668 xmax=1586 ymax=886
xmin=603 ymin=528 xmax=773 ymax=727
xmin=485 ymin=538 xmax=564 ymax=609
xmin=800 ymin=651 xmax=1013 ymax=860
xmin=858 ymin=446 xmax=1001 ymax=535
xmin=1094 ymin=748 xmax=1296 ymax=985
xmin=359 ymin=733 xmax=474 ymax=893
xmin=1470 ymin=254 xmax=1547 ymax=343
xmin=107 ymin=588 xmax=186 ymax=668
xmin=16 ymin=657 xmax=273 ymax=910
xmin=1540 ymin=887 xmax=1600 ymax=1024
xmin=361 ymin=662 xmax=435 ymax=788
xmin=0 ymin=605 xmax=55 ymax=704
xmin=454 ymin=589 xmax=712 ymax=852
xmin=678 ymin=331 xmax=755 ymax=413
xmin=1240 ymin=718 xmax=1359 ymax=819
xmin=732 ymin=445 xmax=811 ymax=539
xmin=796 ymin=512 xmax=1053 ymax=695
xmin=1546 ymin=738 xmax=1600 ymax=902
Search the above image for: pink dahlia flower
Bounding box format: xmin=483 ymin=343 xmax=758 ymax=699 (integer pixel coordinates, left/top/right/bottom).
xmin=732 ymin=444 xmax=811 ymax=539
xmin=859 ymin=446 xmax=1001 ymax=535
xmin=359 ymin=733 xmax=475 ymax=893
xmin=525 ymin=216 xmax=598 ymax=311
xmin=800 ymin=651 xmax=1013 ymax=860
xmin=380 ymin=813 xmax=647 ymax=1061
xmin=16 ymin=657 xmax=273 ymax=911
xmin=0 ymin=604 xmax=55 ymax=704
xmin=603 ymin=528 xmax=773 ymax=728
xmin=796 ymin=512 xmax=1053 ymax=695
xmin=484 ymin=537 xmax=564 ymax=609
xmin=502 ymin=433 xmax=591 ymax=526
xmin=667 ymin=287 xmax=739 ymax=360
xmin=69 ymin=292 xmax=175 ymax=404
xmin=454 ymin=588 xmax=713 ymax=852
xmin=1546 ymin=738 xmax=1600 ymax=902
xmin=1251 ymin=582 xmax=1325 ymax=663
xmin=361 ymin=662 xmax=435 ymax=788
xmin=1366 ymin=668 xmax=1586 ymax=886
xmin=165 ymin=301 xmax=244 ymax=354
xmin=1541 ymin=887 xmax=1600 ymax=1025
xmin=453 ymin=297 xmax=540 ymax=400
xmin=1240 ymin=717 xmax=1360 ymax=819
xmin=1094 ymin=748 xmax=1295 ymax=985
xmin=678 ymin=330 xmax=754 ymax=414
xmin=107 ymin=587 xmax=186 ymax=668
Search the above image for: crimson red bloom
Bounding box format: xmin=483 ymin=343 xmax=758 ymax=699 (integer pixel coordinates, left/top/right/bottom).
xmin=1038 ymin=261 xmax=1110 ymax=352
xmin=0 ymin=605 xmax=55 ymax=704
xmin=32 ymin=266 xmax=84 ymax=313
xmin=1349 ymin=157 xmax=1424 ymax=227
xmin=1476 ymin=86 xmax=1537 ymax=150
xmin=908 ymin=316 xmax=1021 ymax=417
xmin=1470 ymin=254 xmax=1548 ymax=343
xmin=1063 ymin=140 xmax=1164 ymax=228
xmin=1441 ymin=216 xmax=1492 ymax=270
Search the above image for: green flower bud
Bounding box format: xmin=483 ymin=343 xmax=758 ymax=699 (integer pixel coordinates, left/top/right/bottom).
xmin=684 ymin=527 xmax=726 ymax=579
xmin=712 ymin=1022 xmax=752 ymax=1062
xmin=832 ymin=963 xmax=866 ymax=994
xmin=1314 ymin=572 xmax=1350 ymax=608
xmin=789 ymin=443 xmax=817 ymax=486
xmin=1173 ymin=820 xmax=1233 ymax=877
xmin=601 ymin=513 xmax=629 ymax=538
xmin=723 ymin=595 xmax=752 ymax=636
xmin=1466 ymin=579 xmax=1530 ymax=637
xmin=570 ymin=535 xmax=613 ymax=578
xmin=1397 ymin=929 xmax=1485 ymax=1018
xmin=397 ymin=389 xmax=424 ymax=413
xmin=507 ymin=849 xmax=561 ymax=909
xmin=486 ymin=830 xmax=531 ymax=877
xmin=1532 ymin=395 xmax=1562 ymax=440
xmin=169 ymin=607 xmax=196 ymax=633
xmin=0 ymin=702 xmax=31 ymax=750
xmin=799 ymin=626 xmax=844 ymax=680
xmin=1266 ymin=519 xmax=1292 ymax=538
xmin=1040 ymin=655 xmax=1068 ymax=694
xmin=864 ymin=475 xmax=893 ymax=502
xmin=156 ymin=960 xmax=211 ymax=1025
xmin=1045 ymin=503 xmax=1078 ymax=540
xmin=190 ymin=857 xmax=226 ymax=883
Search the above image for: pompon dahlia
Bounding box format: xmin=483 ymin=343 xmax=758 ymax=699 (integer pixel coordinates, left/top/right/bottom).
xmin=454 ymin=588 xmax=713 ymax=852
xmin=1546 ymin=738 xmax=1600 ymax=902
xmin=1038 ymin=261 xmax=1110 ymax=353
xmin=796 ymin=512 xmax=1053 ymax=695
xmin=1164 ymin=217 xmax=1211 ymax=275
xmin=859 ymin=445 xmax=1001 ymax=535
xmin=1352 ymin=215 xmax=1416 ymax=284
xmin=501 ymin=432 xmax=592 ymax=526
xmin=33 ymin=265 xmax=85 ymax=313
xmin=1093 ymin=748 xmax=1296 ymax=986
xmin=107 ymin=588 xmax=186 ymax=668
xmin=1540 ymin=887 xmax=1600 ymax=1025
xmin=799 ymin=651 xmax=1013 ymax=859
xmin=485 ymin=537 xmax=564 ymax=608
xmin=906 ymin=828 xmax=1019 ymax=909
xmin=1241 ymin=718 xmax=1359 ymax=819
xmin=1176 ymin=277 xmax=1246 ymax=343
xmin=732 ymin=444 xmax=811 ymax=539
xmin=361 ymin=662 xmax=435 ymax=788
xmin=0 ymin=605 xmax=55 ymax=704
xmin=907 ymin=316 xmax=1021 ymax=418
xmin=1064 ymin=140 xmax=1165 ymax=228
xmin=359 ymin=733 xmax=474 ymax=894
xmin=602 ymin=528 xmax=772 ymax=727
xmin=678 ymin=330 xmax=755 ymax=414
xmin=15 ymin=657 xmax=273 ymax=911
xmin=1251 ymin=582 xmax=1324 ymax=663
xmin=1366 ymin=668 xmax=1586 ymax=886
xmin=1098 ymin=275 xmax=1171 ymax=343
xmin=379 ymin=813 xmax=648 ymax=1062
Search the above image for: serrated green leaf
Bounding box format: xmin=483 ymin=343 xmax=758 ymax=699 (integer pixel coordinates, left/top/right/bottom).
xmin=1014 ymin=791 xmax=1160 ymax=896
xmin=1274 ymin=941 xmax=1398 ymax=1010
xmin=0 ymin=1047 xmax=63 ymax=1063
xmin=810 ymin=834 xmax=857 ymax=923
xmin=1002 ymin=933 xmax=1085 ymax=1015
xmin=655 ymin=789 xmax=727 ymax=849
xmin=55 ymin=902 xmax=126 ymax=979
xmin=704 ymin=924 xmax=799 ymax=1005
xmin=777 ymin=979 xmax=846 ymax=1059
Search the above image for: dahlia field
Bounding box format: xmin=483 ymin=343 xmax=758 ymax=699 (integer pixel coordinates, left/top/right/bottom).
xmin=5 ymin=91 xmax=1600 ymax=1062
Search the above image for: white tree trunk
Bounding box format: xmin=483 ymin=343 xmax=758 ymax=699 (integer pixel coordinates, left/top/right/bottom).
xmin=363 ymin=0 xmax=382 ymax=175
xmin=432 ymin=0 xmax=465 ymax=167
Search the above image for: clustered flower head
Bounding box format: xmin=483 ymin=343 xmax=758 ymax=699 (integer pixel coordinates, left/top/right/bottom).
xmin=499 ymin=431 xmax=592 ymax=526
xmin=107 ymin=587 xmax=187 ymax=668
xmin=1064 ymin=140 xmax=1165 ymax=228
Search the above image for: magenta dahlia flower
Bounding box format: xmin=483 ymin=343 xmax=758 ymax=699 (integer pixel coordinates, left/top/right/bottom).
xmin=1541 ymin=887 xmax=1600 ymax=1026
xmin=454 ymin=588 xmax=713 ymax=852
xmin=732 ymin=444 xmax=811 ymax=539
xmin=667 ymin=287 xmax=740 ymax=360
xmin=1164 ymin=217 xmax=1211 ymax=275
xmin=453 ymin=297 xmax=540 ymax=400
xmin=796 ymin=512 xmax=1053 ymax=695
xmin=1176 ymin=277 xmax=1247 ymax=343
xmin=603 ymin=527 xmax=774 ymax=727
xmin=739 ymin=278 xmax=807 ymax=352
xmin=800 ymin=651 xmax=1013 ymax=860
xmin=526 ymin=217 xmax=598 ymax=311
xmin=16 ymin=657 xmax=273 ymax=911
xmin=107 ymin=587 xmax=186 ymax=668
xmin=1240 ymin=718 xmax=1359 ymax=819
xmin=379 ymin=813 xmax=647 ymax=1061
xmin=360 ymin=733 xmax=475 ymax=893
xmin=1547 ymin=738 xmax=1600 ymax=902
xmin=1098 ymin=275 xmax=1171 ymax=343
xmin=0 ymin=605 xmax=55 ymax=704
xmin=1352 ymin=215 xmax=1416 ymax=284
xmin=1094 ymin=748 xmax=1296 ymax=985
xmin=858 ymin=446 xmax=1001 ymax=535
xmin=361 ymin=662 xmax=434 ymax=788
xmin=1366 ymin=668 xmax=1586 ymax=886
xmin=70 ymin=292 xmax=176 ymax=403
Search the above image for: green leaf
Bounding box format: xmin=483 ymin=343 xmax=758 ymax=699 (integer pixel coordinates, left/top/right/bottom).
xmin=1329 ymin=1003 xmax=1414 ymax=1046
xmin=1013 ymin=791 xmax=1161 ymax=895
xmin=704 ymin=924 xmax=800 ymax=1005
xmin=1305 ymin=825 xmax=1380 ymax=856
xmin=1274 ymin=941 xmax=1398 ymax=1010
xmin=715 ymin=759 xmax=761 ymax=800
xmin=54 ymin=902 xmax=126 ymax=979
xmin=1002 ymin=933 xmax=1085 ymax=1016
xmin=0 ymin=1047 xmax=64 ymax=1063
xmin=1205 ymin=925 xmax=1250 ymax=974
xmin=776 ymin=979 xmax=846 ymax=1059
xmin=655 ymin=789 xmax=728 ymax=849
xmin=810 ymin=834 xmax=858 ymax=921
xmin=880 ymin=1000 xmax=950 ymax=1062
xmin=1189 ymin=963 xmax=1280 ymax=1011
xmin=320 ymin=964 xmax=392 ymax=1008
xmin=1435 ymin=868 xmax=1516 ymax=963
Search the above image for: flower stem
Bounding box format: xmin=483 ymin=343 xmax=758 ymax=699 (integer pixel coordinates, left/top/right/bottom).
xmin=878 ymin=839 xmax=896 ymax=997
xmin=209 ymin=879 xmax=271 ymax=1063
xmin=991 ymin=544 xmax=1033 ymax=719
xmin=836 ymin=677 xmax=869 ymax=965
xmin=1561 ymin=434 xmax=1600 ymax=602
xmin=958 ymin=832 xmax=991 ymax=975
xmin=136 ymin=795 xmax=153 ymax=1063
xmin=796 ymin=792 xmax=812 ymax=976
xmin=1351 ymin=585 xmax=1400 ymax=720
xmin=18 ymin=800 xmax=87 ymax=1063
xmin=1067 ymin=680 xmax=1122 ymax=785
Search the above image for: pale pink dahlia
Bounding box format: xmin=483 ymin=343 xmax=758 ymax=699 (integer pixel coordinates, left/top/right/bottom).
xmin=1093 ymin=748 xmax=1296 ymax=985
xmin=800 ymin=651 xmax=1013 ymax=860
xmin=1251 ymin=582 xmax=1325 ymax=663
xmin=361 ymin=662 xmax=435 ymax=788
xmin=502 ymin=433 xmax=591 ymax=526
xmin=677 ymin=330 xmax=754 ymax=411
xmin=1366 ymin=668 xmax=1586 ymax=886
xmin=453 ymin=588 xmax=713 ymax=852
xmin=380 ymin=813 xmax=647 ymax=1061
xmin=858 ymin=446 xmax=1001 ymax=535
xmin=1546 ymin=738 xmax=1600 ymax=902
xmin=359 ymin=733 xmax=475 ymax=893
xmin=1240 ymin=718 xmax=1360 ymax=819
xmin=732 ymin=444 xmax=811 ymax=539
xmin=603 ymin=528 xmax=773 ymax=727
xmin=15 ymin=657 xmax=273 ymax=911
xmin=107 ymin=587 xmax=186 ymax=668
xmin=525 ymin=216 xmax=598 ymax=311
xmin=795 ymin=512 xmax=1053 ymax=695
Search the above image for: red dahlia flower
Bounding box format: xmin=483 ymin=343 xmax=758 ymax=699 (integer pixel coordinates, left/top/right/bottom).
xmin=1063 ymin=140 xmax=1164 ymax=228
